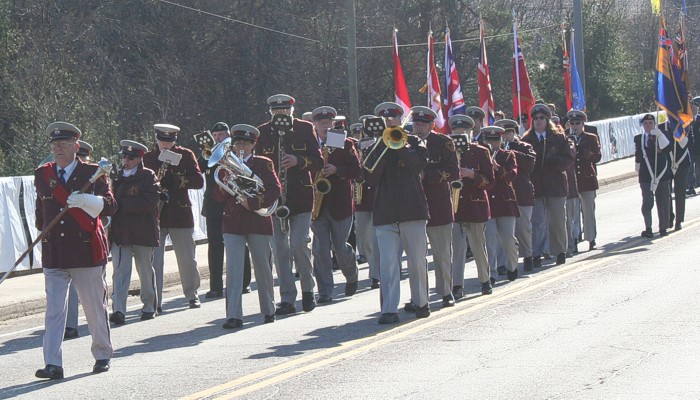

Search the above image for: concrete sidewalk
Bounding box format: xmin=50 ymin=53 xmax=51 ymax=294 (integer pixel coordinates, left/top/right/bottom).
xmin=0 ymin=156 xmax=639 ymax=323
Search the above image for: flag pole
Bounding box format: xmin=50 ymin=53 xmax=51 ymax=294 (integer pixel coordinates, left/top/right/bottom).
xmin=513 ymin=10 xmax=523 ymax=127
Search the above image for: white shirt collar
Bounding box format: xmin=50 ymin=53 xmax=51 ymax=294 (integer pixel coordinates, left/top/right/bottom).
xmin=122 ymin=165 xmax=138 ymax=177
xmin=57 ymin=159 xmax=78 ymax=181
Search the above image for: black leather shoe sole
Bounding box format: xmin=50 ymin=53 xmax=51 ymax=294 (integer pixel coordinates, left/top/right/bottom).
xmin=223 ymin=318 xmax=243 ymax=329
xmin=415 ymin=305 xmax=430 ymax=318
xmin=507 ymin=269 xmax=518 ymax=282
xmin=378 ymin=313 xmax=399 ymax=324
xmin=302 ymin=292 xmax=316 ymax=312
xmin=442 ymin=294 xmax=455 ymax=308
xmin=370 ymin=279 xmax=380 ymax=289
xmin=481 ymin=282 xmax=493 ymax=295
xmin=533 ymin=256 xmax=542 ymax=268
xmin=109 ymin=311 xmax=125 ymax=325
xmin=317 ymin=295 xmax=333 ymax=304
xmin=189 ymin=299 xmax=201 ymax=309
xmin=275 ymin=302 xmax=296 ymax=315
xmin=140 ymin=312 xmax=155 ymax=320
xmin=641 ymin=229 xmax=653 ymax=238
xmin=344 ymin=282 xmax=358 ymax=296
xmin=263 ymin=315 xmax=275 ymax=324
xmin=35 ymin=365 xmax=64 ymax=380
xmin=404 ymin=302 xmax=418 ymax=313
xmin=205 ymin=290 xmax=223 ymax=299
xmin=523 ymin=257 xmax=533 ymax=272
xmin=452 ymin=286 xmax=464 ymax=300
xmin=556 ymin=253 xmax=566 ymax=265
xmin=63 ymin=327 xmax=79 ymax=340
xmin=93 ymin=359 xmax=110 ymax=374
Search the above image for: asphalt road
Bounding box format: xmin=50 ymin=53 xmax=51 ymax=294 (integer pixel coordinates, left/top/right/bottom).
xmin=2 ymin=179 xmax=700 ymax=399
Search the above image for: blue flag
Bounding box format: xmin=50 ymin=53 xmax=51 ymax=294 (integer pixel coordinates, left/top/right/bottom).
xmin=570 ymin=30 xmax=586 ymax=111
xmin=656 ymin=18 xmax=692 ymax=141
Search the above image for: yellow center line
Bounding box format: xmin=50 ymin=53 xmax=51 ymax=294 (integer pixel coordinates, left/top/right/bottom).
xmin=183 ymin=218 xmax=695 ymax=400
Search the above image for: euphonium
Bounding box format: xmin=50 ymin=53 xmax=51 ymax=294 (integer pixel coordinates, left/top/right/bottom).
xmin=208 ymin=138 xmax=278 ymax=217
xmin=362 ymin=127 xmax=408 ymax=173
xmin=312 ymin=145 xmax=332 ymax=220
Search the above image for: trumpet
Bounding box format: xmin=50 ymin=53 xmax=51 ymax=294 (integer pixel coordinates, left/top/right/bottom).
xmin=312 ymin=145 xmax=332 ymax=220
xmin=362 ymin=127 xmax=408 ymax=173
xmin=208 ymin=138 xmax=278 ymax=217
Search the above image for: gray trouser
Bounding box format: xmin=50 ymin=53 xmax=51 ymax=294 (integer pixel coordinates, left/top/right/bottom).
xmin=578 ymin=190 xmax=597 ymax=242
xmin=111 ymin=244 xmax=157 ymax=314
xmin=515 ymin=206 xmax=533 ymax=258
xmin=566 ymin=197 xmax=581 ymax=253
xmin=153 ymin=227 xmax=200 ymax=308
xmin=452 ymin=222 xmax=490 ymax=285
xmin=376 ymin=220 xmax=428 ymax=314
xmin=426 ymin=223 xmax=453 ymax=297
xmin=486 ymin=217 xmax=518 ymax=276
xmin=43 ymin=266 xmax=112 ymax=366
xmin=641 ymin=180 xmax=671 ymax=231
xmin=272 ymin=212 xmax=315 ymax=304
xmin=312 ymin=207 xmax=359 ymax=297
xmin=66 ymin=283 xmax=79 ymax=330
xmin=224 ymin=233 xmax=275 ymax=320
xmin=532 ymin=197 xmax=567 ymax=257
xmin=355 ymin=211 xmax=380 ymax=280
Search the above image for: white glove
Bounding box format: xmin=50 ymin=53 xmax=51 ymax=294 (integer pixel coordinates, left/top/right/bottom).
xmin=67 ymin=192 xmax=105 ymax=218
xmin=650 ymin=128 xmax=663 ymax=137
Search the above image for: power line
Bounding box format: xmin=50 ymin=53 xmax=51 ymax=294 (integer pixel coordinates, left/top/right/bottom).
xmin=157 ymin=0 xmax=321 ymax=44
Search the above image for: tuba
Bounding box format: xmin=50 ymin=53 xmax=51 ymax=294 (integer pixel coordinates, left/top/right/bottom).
xmin=362 ymin=126 xmax=408 ymax=173
xmin=208 ymin=138 xmax=278 ymax=217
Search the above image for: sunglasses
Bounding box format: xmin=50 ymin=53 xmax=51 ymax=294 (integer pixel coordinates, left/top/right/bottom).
xmin=121 ymin=154 xmax=137 ymax=161
xmin=533 ymin=116 xmax=548 ymax=121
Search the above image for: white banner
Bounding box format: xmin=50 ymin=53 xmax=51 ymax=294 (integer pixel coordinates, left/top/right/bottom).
xmin=589 ymin=111 xmax=665 ymax=164
xmin=0 ymin=177 xmax=30 ymax=272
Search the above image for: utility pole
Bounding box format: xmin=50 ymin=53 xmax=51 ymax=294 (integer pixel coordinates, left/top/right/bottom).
xmin=346 ymin=0 xmax=359 ymax=122
xmin=573 ymin=0 xmax=586 ymax=97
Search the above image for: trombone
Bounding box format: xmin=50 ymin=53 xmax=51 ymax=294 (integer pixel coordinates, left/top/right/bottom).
xmin=362 ymin=127 xmax=408 ymax=173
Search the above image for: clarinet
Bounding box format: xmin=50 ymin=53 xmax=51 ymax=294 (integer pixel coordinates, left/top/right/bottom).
xmin=275 ymin=128 xmax=291 ymax=233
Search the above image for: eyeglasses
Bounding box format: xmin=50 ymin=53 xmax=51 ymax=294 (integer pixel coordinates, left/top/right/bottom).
xmin=50 ymin=141 xmax=75 ymax=149
xmin=570 ymin=121 xmax=583 ymax=125
xmin=121 ymin=154 xmax=137 ymax=161
xmin=533 ymin=116 xmax=548 ymax=121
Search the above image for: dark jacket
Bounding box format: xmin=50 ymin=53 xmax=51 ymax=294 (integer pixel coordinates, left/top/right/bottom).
xmin=110 ymin=164 xmax=160 ymax=247
xmin=488 ymin=148 xmax=519 ymax=218
xmin=215 ymin=155 xmax=281 ymax=236
xmin=355 ymin=143 xmax=376 ymax=212
xmin=319 ymin=138 xmax=362 ymax=221
xmin=143 ymin=145 xmax=204 ymax=229
xmin=573 ymin=132 xmax=601 ymax=192
xmin=454 ymin=143 xmax=494 ymax=223
xmin=256 ymin=118 xmax=323 ymax=216
xmin=634 ymin=130 xmax=673 ymax=183
xmin=506 ymin=139 xmax=536 ymax=207
xmin=198 ymin=155 xmax=225 ymax=218
xmin=366 ymin=135 xmax=429 ymax=226
xmin=521 ymin=130 xmax=574 ymax=198
xmin=35 ymin=160 xmax=117 ymax=268
xmin=422 ymin=132 xmax=460 ymax=227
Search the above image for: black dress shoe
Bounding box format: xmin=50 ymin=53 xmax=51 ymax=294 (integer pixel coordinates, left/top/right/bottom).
xmin=356 ymin=254 xmax=367 ymax=264
xmin=275 ymin=302 xmax=296 ymax=315
xmin=675 ymin=222 xmax=682 ymax=231
xmin=543 ymin=252 xmax=552 ymax=260
xmin=465 ymin=247 xmax=473 ymax=258
xmin=205 ymin=290 xmax=223 ymax=299
xmin=93 ymin=359 xmax=110 ymax=374
xmin=641 ymin=228 xmax=653 ymax=238
xmin=345 ymin=281 xmax=358 ymax=296
xmin=507 ymin=268 xmax=518 ymax=282
xmin=263 ymin=315 xmax=275 ymax=324
xmin=317 ymin=295 xmax=333 ymax=304
xmin=302 ymin=292 xmax=316 ymax=312
xmin=370 ymin=279 xmax=380 ymax=289
xmin=490 ymin=277 xmax=496 ymax=286
xmin=157 ymin=306 xmax=163 ymax=314
xmin=556 ymin=252 xmax=566 ymax=265
xmin=415 ymin=304 xmax=430 ymax=318
xmin=140 ymin=312 xmax=155 ymax=320
xmin=523 ymin=257 xmax=533 ymax=272
xmin=442 ymin=294 xmax=455 ymax=307
xmin=659 ymin=229 xmax=668 ymax=237
xmin=109 ymin=311 xmax=125 ymax=325
xmin=63 ymin=327 xmax=79 ymax=340
xmin=189 ymin=298 xmax=201 ymax=309
xmin=481 ymin=282 xmax=492 ymax=295
xmin=404 ymin=301 xmax=418 ymax=313
xmin=452 ymin=285 xmax=464 ymax=300
xmin=533 ymin=256 xmax=542 ymax=268
xmin=378 ymin=313 xmax=399 ymax=324
xmin=242 ymin=286 xmax=251 ymax=294
xmin=35 ymin=364 xmax=64 ymax=380
xmin=589 ymin=240 xmax=597 ymax=251
xmin=223 ymin=318 xmax=243 ymax=329
xmin=497 ymin=266 xmax=507 ymax=276
xmin=572 ymin=239 xmax=579 ymax=254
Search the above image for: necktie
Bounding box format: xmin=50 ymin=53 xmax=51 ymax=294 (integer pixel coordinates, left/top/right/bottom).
xmin=539 ymin=134 xmax=544 ymax=143
xmin=58 ymin=169 xmax=66 ymax=185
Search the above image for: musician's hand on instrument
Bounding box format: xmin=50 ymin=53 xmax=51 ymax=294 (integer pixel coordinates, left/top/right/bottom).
xmin=159 ymin=191 xmax=169 ymax=203
xmin=460 ymin=167 xmax=474 ymax=179
xmin=240 ymin=198 xmax=252 ymax=211
xmin=281 ymin=154 xmax=298 ymax=169
xmin=67 ymin=192 xmax=104 ymax=218
xmin=322 ymin=164 xmax=337 ymax=177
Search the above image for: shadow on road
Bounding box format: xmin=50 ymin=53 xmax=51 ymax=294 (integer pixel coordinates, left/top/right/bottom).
xmin=0 ymin=329 xmax=43 ymax=355
xmin=0 ymin=372 xmax=92 ymax=399
xmin=113 ymin=319 xmax=226 ymax=358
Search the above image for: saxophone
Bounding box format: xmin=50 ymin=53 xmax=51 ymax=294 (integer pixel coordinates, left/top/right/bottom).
xmin=311 ymin=145 xmax=332 ymax=220
xmin=451 ymin=149 xmax=463 ymax=214
xmin=354 ymin=146 xmax=364 ymax=205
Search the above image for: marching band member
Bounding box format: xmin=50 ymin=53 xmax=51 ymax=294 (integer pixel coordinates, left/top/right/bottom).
xmin=350 ymin=122 xmax=369 ymax=266
xmin=451 ymin=116 xmax=495 ymax=298
xmin=144 ymin=124 xmax=204 ymax=312
xmin=64 ymin=140 xmax=93 ymax=339
xmin=408 ymin=106 xmax=459 ymax=309
xmin=521 ymin=104 xmax=574 ymax=267
xmin=666 ymin=119 xmax=692 ymax=231
xmin=466 ymin=106 xmax=486 ymax=144
xmin=635 ymin=113 xmax=672 ymax=238
xmin=482 ymin=126 xmax=519 ymax=282
xmin=568 ymin=110 xmax=601 ymax=250
xmin=310 ymin=106 xmax=361 ymax=303
xmin=364 ymin=110 xmax=430 ymax=324
xmin=256 ymin=94 xmax=323 ymax=315
xmin=496 ymin=119 xmax=537 ymax=271
xmin=109 ymin=140 xmax=160 ymax=324
xmin=564 ymin=134 xmax=581 ymax=256
xmin=35 ymin=122 xmax=116 ymax=379
xmin=214 ymin=125 xmax=280 ymax=329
